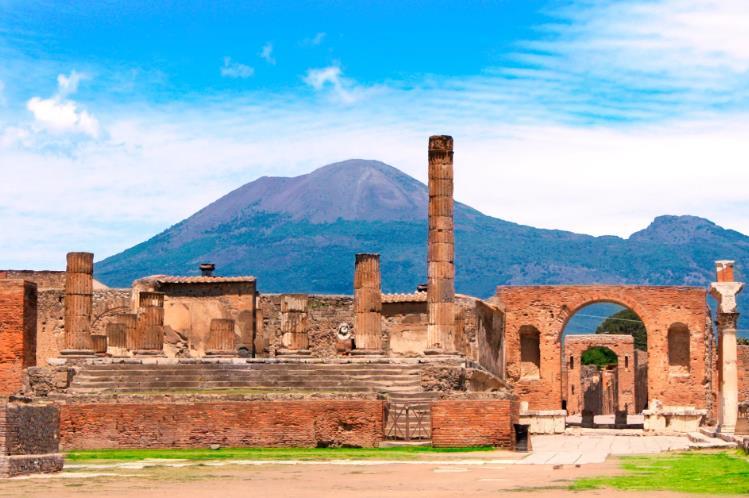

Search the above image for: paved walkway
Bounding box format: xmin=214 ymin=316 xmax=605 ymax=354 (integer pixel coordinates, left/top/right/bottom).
xmin=523 ymin=434 xmax=691 ymax=465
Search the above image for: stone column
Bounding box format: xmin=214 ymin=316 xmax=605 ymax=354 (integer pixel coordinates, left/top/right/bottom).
xmin=278 ymin=294 xmax=310 ymax=355
xmin=353 ymin=253 xmax=383 ymax=353
xmin=106 ymin=322 xmax=127 ymax=357
xmin=62 ymin=252 xmax=94 ymax=355
xmin=121 ymin=314 xmax=138 ymax=352
xmin=135 ymin=292 xmax=165 ymax=355
xmin=710 ymin=260 xmax=744 ymax=434
xmin=206 ymin=318 xmax=237 ymax=355
xmin=426 ymin=135 xmax=456 ymax=354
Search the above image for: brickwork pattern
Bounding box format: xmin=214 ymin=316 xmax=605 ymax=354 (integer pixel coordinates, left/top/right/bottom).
xmin=497 ymin=286 xmax=710 ymax=411
xmin=739 ymin=345 xmax=749 ymax=403
xmin=0 ymin=280 xmax=36 ymax=395
xmin=0 ymin=402 xmax=63 ymax=477
xmin=431 ymin=400 xmax=517 ymax=448
xmin=58 ymin=400 xmax=384 ymax=450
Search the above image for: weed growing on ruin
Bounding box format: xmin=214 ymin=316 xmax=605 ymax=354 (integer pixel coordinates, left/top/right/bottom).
xmin=572 ymin=451 xmax=749 ymax=495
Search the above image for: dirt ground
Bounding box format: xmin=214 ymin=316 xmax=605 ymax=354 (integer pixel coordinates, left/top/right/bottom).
xmin=0 ymin=456 xmax=725 ymax=498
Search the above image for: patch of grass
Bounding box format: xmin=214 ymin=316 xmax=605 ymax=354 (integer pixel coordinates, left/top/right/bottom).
xmin=66 ymin=445 xmax=495 ymax=462
xmin=572 ymin=451 xmax=749 ymax=495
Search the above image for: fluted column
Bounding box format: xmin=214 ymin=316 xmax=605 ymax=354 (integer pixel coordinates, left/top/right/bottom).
xmin=278 ymin=294 xmax=310 ymax=354
xmin=206 ymin=318 xmax=237 ymax=355
xmin=134 ymin=291 xmax=165 ymax=355
xmin=353 ymin=253 xmax=383 ymax=353
xmin=426 ymin=135 xmax=456 ymax=354
xmin=710 ymin=260 xmax=744 ymax=434
xmin=121 ymin=314 xmax=138 ymax=351
xmin=62 ymin=252 xmax=94 ymax=355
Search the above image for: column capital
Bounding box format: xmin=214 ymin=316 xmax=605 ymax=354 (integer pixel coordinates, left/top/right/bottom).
xmin=709 ymin=282 xmax=744 ymax=314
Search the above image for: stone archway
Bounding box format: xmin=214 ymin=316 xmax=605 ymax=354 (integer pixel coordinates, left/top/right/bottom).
xmin=496 ymin=285 xmax=711 ymax=414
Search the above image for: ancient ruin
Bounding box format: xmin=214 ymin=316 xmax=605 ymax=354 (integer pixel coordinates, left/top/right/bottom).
xmin=0 ymin=135 xmax=747 ymax=477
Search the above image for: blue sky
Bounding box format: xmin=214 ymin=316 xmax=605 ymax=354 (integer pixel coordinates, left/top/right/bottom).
xmin=1 ymin=0 xmax=749 ymax=269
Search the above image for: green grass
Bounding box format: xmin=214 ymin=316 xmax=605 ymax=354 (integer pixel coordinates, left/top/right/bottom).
xmin=66 ymin=445 xmax=495 ymax=462
xmin=572 ymin=451 xmax=749 ymax=495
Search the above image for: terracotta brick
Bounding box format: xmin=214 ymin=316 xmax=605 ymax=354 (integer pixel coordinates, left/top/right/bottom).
xmin=431 ymin=400 xmax=517 ymax=448
xmin=58 ymin=400 xmax=384 ymax=450
xmin=497 ymin=286 xmax=711 ymax=412
xmin=0 ymin=280 xmax=37 ymax=395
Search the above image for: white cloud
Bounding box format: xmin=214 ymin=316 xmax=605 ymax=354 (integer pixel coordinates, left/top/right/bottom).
xmin=303 ymin=65 xmax=360 ymax=104
xmin=220 ymin=57 xmax=254 ymax=78
xmin=259 ymin=42 xmax=276 ymax=65
xmin=303 ymin=32 xmax=326 ymax=46
xmin=23 ymin=70 xmax=99 ymax=138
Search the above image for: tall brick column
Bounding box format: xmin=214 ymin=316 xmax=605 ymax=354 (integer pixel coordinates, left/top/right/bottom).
xmin=0 ymin=280 xmax=37 ymax=395
xmin=62 ymin=252 xmax=94 ymax=356
xmin=710 ymin=260 xmax=744 ymax=434
xmin=353 ymin=253 xmax=383 ymax=353
xmin=134 ymin=292 xmax=165 ymax=355
xmin=426 ymin=135 xmax=456 ymax=354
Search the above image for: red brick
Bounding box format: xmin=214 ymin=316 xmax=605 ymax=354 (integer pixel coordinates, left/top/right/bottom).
xmin=0 ymin=280 xmax=37 ymax=395
xmin=431 ymin=400 xmax=517 ymax=448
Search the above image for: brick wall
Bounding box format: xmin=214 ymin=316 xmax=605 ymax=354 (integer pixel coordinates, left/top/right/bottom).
xmin=58 ymin=400 xmax=384 ymax=450
xmin=497 ymin=285 xmax=710 ymax=411
xmin=431 ymin=400 xmax=517 ymax=448
xmin=0 ymin=280 xmax=36 ymax=396
xmin=740 ymin=345 xmax=749 ymax=403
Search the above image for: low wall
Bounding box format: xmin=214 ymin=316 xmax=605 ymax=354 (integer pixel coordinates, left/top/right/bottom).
xmin=58 ymin=399 xmax=384 ymax=450
xmin=0 ymin=402 xmax=63 ymax=477
xmin=431 ymin=399 xmax=517 ymax=448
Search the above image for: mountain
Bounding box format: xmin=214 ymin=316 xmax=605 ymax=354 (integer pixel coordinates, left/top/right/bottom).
xmin=95 ymin=159 xmax=749 ymax=331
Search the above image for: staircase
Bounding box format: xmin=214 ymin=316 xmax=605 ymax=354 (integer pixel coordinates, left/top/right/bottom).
xmin=68 ymin=362 xmax=425 ymax=395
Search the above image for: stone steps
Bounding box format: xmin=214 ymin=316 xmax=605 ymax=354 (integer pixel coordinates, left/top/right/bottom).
xmin=68 ymin=362 xmax=426 ymax=395
xmin=688 ymin=431 xmax=737 ymax=449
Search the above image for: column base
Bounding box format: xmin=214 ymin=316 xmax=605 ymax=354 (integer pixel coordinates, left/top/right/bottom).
xmin=276 ymin=349 xmax=311 ymax=356
xmin=205 ymin=350 xmax=238 ymax=357
xmin=423 ymin=348 xmax=460 ymax=356
xmin=351 ymin=350 xmax=385 ymax=356
xmin=717 ymin=424 xmax=736 ymax=434
xmin=133 ymin=350 xmax=166 ymax=357
xmin=60 ymin=349 xmax=95 ymax=357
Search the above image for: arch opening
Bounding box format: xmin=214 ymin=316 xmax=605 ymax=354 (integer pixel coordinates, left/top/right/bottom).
xmin=562 ymin=302 xmax=648 ymax=425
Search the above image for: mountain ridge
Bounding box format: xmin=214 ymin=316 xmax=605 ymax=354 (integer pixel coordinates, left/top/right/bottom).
xmin=95 ymin=160 xmax=748 ymax=329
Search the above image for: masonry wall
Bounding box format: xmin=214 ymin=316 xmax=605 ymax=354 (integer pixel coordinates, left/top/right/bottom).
xmin=0 ymin=402 xmax=63 ymax=477
xmin=58 ymin=400 xmax=384 ymax=450
xmin=431 ymin=399 xmax=517 ymax=448
xmin=475 ymin=301 xmax=505 ymax=379
xmin=0 ymin=280 xmax=36 ymax=396
xmin=36 ymin=289 xmax=131 ymax=364
xmin=382 ymin=301 xmax=427 ymax=356
xmin=497 ymin=286 xmax=710 ymax=411
xmin=739 ymin=345 xmax=749 ymax=403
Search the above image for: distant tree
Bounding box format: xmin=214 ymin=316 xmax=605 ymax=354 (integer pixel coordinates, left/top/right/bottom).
xmin=581 ymin=347 xmax=618 ymax=368
xmin=738 ymin=337 xmax=749 ymax=346
xmin=595 ymin=309 xmax=647 ymax=351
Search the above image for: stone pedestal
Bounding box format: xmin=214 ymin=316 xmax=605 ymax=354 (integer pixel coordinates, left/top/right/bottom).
xmin=353 ymin=253 xmax=383 ymax=354
xmin=426 ymin=135 xmax=456 ymax=354
xmin=61 ymin=252 xmax=94 ymax=356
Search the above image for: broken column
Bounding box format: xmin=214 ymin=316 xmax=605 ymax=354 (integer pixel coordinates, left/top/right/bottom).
xmin=134 ymin=292 xmax=165 ymax=355
xmin=710 ymin=260 xmax=744 ymax=434
xmin=106 ymin=322 xmax=127 ymax=357
xmin=121 ymin=314 xmax=138 ymax=352
xmin=62 ymin=252 xmax=94 ymax=356
xmin=206 ymin=318 xmax=237 ymax=355
xmin=426 ymin=135 xmax=456 ymax=354
xmin=278 ymin=294 xmax=310 ymax=355
xmin=353 ymin=253 xmax=383 ymax=353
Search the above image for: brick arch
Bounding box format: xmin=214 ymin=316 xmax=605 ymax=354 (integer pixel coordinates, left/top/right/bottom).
xmin=496 ymin=285 xmax=710 ymax=412
xmin=558 ymin=298 xmax=649 ymax=341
